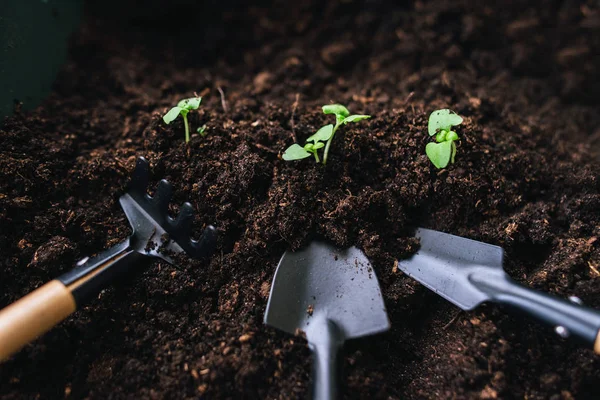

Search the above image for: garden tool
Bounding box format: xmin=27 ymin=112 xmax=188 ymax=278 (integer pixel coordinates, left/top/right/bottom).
xmin=398 ymin=228 xmax=600 ymax=354
xmin=0 ymin=157 xmax=217 ymax=360
xmin=264 ymin=242 xmax=390 ymax=400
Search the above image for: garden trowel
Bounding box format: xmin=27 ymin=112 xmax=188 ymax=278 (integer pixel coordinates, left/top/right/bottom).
xmin=0 ymin=157 xmax=217 ymax=361
xmin=399 ymin=228 xmax=600 ymax=354
xmin=264 ymin=242 xmax=390 ymax=400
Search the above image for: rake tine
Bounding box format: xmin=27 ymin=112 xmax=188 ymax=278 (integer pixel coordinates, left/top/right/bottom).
xmin=173 ymin=202 xmax=194 ymax=235
xmin=190 ymin=226 xmax=218 ymax=259
xmin=130 ymin=157 xmax=150 ymax=196
xmin=153 ymin=179 xmax=173 ymax=213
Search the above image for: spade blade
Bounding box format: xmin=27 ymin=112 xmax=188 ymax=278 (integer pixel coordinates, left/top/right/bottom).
xmin=398 ymin=228 xmax=505 ymax=310
xmin=264 ymin=242 xmax=389 ymax=340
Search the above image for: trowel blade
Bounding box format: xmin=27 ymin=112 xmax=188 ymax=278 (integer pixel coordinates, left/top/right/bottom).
xmin=264 ymin=242 xmax=390 ymax=340
xmin=398 ymin=228 xmax=505 ymax=310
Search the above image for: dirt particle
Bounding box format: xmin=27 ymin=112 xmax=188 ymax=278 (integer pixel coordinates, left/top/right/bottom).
xmin=504 ymin=222 xmax=518 ymax=238
xmin=556 ymin=46 xmax=590 ymax=66
xmin=539 ymin=372 xmax=561 ymax=390
xmin=12 ymin=196 xmax=32 ymax=208
xmin=589 ymin=262 xmax=600 ymax=277
xmin=469 ymin=97 xmax=482 ymax=108
xmin=198 ymin=384 xmax=208 ymax=394
xmin=17 ymin=239 xmax=31 ymax=250
xmin=506 ymin=17 xmax=539 ymax=38
xmin=479 ymin=385 xmax=498 ymax=399
xmin=239 ymin=334 xmax=252 ymax=343
xmin=260 ymin=281 xmax=271 ymax=298
xmin=160 ymin=232 xmax=170 ymax=244
xmin=144 ymin=240 xmax=157 ymax=253
xmin=561 ymin=391 xmax=575 ymax=400
xmin=307 ymin=304 xmax=314 ymax=316
xmin=294 ymin=328 xmax=306 ymax=339
xmin=253 ymin=72 xmax=273 ymax=94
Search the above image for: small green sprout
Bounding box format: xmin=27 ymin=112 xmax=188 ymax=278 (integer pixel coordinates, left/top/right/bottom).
xmin=163 ymin=97 xmax=202 ymax=143
xmin=425 ymin=109 xmax=463 ymax=169
xmin=197 ymin=125 xmax=207 ymax=137
xmin=282 ymin=104 xmax=370 ymax=164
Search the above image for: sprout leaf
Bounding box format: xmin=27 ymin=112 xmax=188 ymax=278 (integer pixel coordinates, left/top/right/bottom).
xmin=425 ymin=140 xmax=453 ymax=169
xmin=323 ymin=104 xmax=350 ymax=119
xmin=197 ymin=125 xmax=207 ymax=137
xmin=307 ymin=124 xmax=334 ymax=143
xmin=283 ymin=144 xmax=312 ymax=160
xmin=342 ymin=114 xmax=371 ymax=124
xmin=428 ymin=109 xmax=463 ymax=136
xmin=163 ymin=107 xmax=182 ymax=124
xmin=178 ymin=97 xmax=202 ymax=110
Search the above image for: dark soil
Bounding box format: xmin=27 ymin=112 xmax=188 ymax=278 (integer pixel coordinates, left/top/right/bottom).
xmin=2 ymin=0 xmax=600 ymax=398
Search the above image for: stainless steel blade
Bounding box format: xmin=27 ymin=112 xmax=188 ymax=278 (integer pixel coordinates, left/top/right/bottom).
xmin=398 ymin=228 xmax=505 ymax=310
xmin=264 ymin=242 xmax=390 ymax=340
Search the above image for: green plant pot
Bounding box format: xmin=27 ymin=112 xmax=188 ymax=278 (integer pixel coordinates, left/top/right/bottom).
xmin=1 ymin=0 xmax=83 ymax=118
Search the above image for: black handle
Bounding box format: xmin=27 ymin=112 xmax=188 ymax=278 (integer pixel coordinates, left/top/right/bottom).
xmin=57 ymin=239 xmax=148 ymax=307
xmin=307 ymin=320 xmax=344 ymax=400
xmin=471 ymin=271 xmax=600 ymax=347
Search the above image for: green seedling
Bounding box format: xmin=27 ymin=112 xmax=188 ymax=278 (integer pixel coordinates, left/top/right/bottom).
xmin=425 ymin=109 xmax=463 ymax=169
xmin=283 ymin=104 xmax=370 ymax=164
xmin=163 ymin=97 xmax=202 ymax=143
xmin=197 ymin=125 xmax=207 ymax=137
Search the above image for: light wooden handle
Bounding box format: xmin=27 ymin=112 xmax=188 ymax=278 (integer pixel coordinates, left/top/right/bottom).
xmin=0 ymin=280 xmax=76 ymax=361
xmin=595 ymin=331 xmax=600 ymax=355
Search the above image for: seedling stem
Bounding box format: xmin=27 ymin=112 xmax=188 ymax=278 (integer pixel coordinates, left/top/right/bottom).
xmin=323 ymin=119 xmax=342 ymax=165
xmin=183 ymin=114 xmax=190 ymax=143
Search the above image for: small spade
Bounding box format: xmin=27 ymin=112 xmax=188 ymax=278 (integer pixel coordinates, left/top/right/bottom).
xmin=399 ymin=228 xmax=600 ymax=354
xmin=265 ymin=242 xmax=390 ymax=400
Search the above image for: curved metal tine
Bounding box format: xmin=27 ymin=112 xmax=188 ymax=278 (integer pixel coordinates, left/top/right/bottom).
xmin=129 ymin=157 xmax=150 ymax=196
xmin=152 ymin=179 xmax=173 ymax=214
xmin=190 ymin=225 xmax=218 ymax=259
xmin=173 ymin=202 xmax=195 ymax=236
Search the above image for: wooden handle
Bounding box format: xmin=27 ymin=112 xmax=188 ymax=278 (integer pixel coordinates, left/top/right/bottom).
xmin=0 ymin=280 xmax=76 ymax=361
xmin=595 ymin=330 xmax=600 ymax=355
